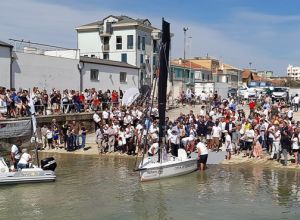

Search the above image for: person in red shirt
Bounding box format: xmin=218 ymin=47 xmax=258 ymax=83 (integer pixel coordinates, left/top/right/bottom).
xmin=249 ymin=100 xmax=256 ymax=114
xmin=111 ymin=90 xmax=119 ymax=107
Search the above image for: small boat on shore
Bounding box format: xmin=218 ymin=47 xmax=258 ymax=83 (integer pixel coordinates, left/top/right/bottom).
xmin=0 ymin=157 xmax=57 ymax=185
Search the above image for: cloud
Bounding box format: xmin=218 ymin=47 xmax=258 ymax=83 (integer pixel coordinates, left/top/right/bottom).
xmin=0 ymin=0 xmax=298 ymax=75
xmin=234 ymin=10 xmax=300 ymax=24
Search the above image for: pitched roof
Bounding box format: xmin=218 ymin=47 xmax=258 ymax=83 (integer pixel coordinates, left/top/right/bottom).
xmin=0 ymin=40 xmax=13 ymax=48
xmin=171 ymin=60 xmax=210 ymax=71
xmin=76 ymin=15 xmax=156 ymax=30
xmin=80 ymin=56 xmax=139 ymax=69
xmin=242 ymin=70 xmax=252 ymax=79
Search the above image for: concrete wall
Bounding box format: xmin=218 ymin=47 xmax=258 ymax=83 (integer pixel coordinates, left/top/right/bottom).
xmin=82 ymin=62 xmax=139 ymax=91
xmin=0 ymin=46 xmax=11 ymax=88
xmin=12 ymin=52 xmax=80 ymax=91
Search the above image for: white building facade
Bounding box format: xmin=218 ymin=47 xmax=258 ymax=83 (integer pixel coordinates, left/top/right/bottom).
xmin=287 ymin=64 xmax=300 ymax=80
xmin=0 ymin=41 xmax=13 ymax=88
xmin=0 ymin=40 xmax=139 ymax=92
xmin=76 ymin=15 xmax=161 ymax=85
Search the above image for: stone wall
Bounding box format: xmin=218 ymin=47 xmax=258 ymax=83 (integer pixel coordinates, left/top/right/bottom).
xmin=0 ymin=112 xmax=94 ymax=153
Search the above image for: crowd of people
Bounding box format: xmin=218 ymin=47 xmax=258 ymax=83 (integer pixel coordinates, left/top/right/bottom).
xmin=0 ymin=86 xmax=123 ymax=119
xmin=6 ymin=86 xmax=300 ymax=171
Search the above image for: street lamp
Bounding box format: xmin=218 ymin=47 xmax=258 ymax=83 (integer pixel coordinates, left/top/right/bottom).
xmin=183 ymin=27 xmax=188 ymax=60
xmin=182 ymin=27 xmax=188 ymax=92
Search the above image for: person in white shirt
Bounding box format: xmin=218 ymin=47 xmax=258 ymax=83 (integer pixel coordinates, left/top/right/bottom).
xmin=271 ymin=126 xmax=281 ymax=160
xmin=212 ymin=121 xmax=222 ymax=151
xmin=93 ymin=111 xmax=101 ymax=131
xmin=200 ymin=91 xmax=207 ymax=104
xmin=117 ymin=127 xmax=126 ymax=153
xmin=287 ymin=107 xmax=293 ymax=120
xmin=168 ymin=128 xmax=180 ymax=157
xmin=293 ymin=94 xmax=300 ymax=112
xmin=196 ymin=140 xmax=208 ymax=171
xmin=224 ymin=130 xmax=232 ymax=160
xmin=292 ymin=132 xmax=299 ymax=165
xmin=199 ymin=106 xmax=206 ymax=117
xmin=17 ymin=148 xmax=32 ymax=169
xmin=148 ymin=142 xmax=159 ymax=156
xmin=11 ymin=140 xmax=22 ymax=170
xmin=102 ymin=109 xmax=109 ymax=124
xmin=46 ymin=128 xmax=53 ymax=149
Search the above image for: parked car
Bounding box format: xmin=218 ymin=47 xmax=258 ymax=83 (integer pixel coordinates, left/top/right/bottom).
xmin=227 ymin=88 xmax=237 ymax=97
xmin=271 ymin=87 xmax=289 ymax=102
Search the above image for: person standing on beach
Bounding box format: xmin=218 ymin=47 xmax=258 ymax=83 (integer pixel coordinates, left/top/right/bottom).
xmin=280 ymin=130 xmax=291 ymax=166
xmin=211 ymin=120 xmax=222 ymax=151
xmin=61 ymin=122 xmax=69 ymax=150
xmin=46 ymin=127 xmax=53 ymax=149
xmin=41 ymin=124 xmax=48 ymax=149
xmin=224 ymin=130 xmax=232 ymax=160
xmin=291 ymin=130 xmax=299 ymax=166
xmin=72 ymin=120 xmax=80 ymax=150
xmin=80 ymin=124 xmax=87 ymax=150
xmin=96 ymin=124 xmax=105 ymax=153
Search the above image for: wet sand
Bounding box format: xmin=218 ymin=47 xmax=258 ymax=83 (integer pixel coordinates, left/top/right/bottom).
xmin=221 ymin=153 xmax=300 ymax=169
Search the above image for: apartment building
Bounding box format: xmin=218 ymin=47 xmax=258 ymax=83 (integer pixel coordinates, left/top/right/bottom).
xmin=287 ymin=64 xmax=300 ymax=80
xmin=76 ymin=15 xmax=161 ymax=85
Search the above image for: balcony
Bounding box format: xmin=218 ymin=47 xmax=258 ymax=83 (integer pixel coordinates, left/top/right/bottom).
xmin=102 ymin=44 xmax=110 ymax=52
xmin=99 ymin=23 xmax=112 ymax=37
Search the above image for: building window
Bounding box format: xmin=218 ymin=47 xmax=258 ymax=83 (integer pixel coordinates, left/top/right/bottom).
xmin=121 ymin=53 xmax=127 ymax=63
xmin=140 ymin=54 xmax=144 ymax=64
xmin=142 ymin=37 xmax=145 ymax=50
xmin=153 ymin=40 xmax=158 ymax=53
xmin=90 ymin=69 xmax=99 ymax=81
xmin=103 ymin=53 xmax=109 ymax=60
xmin=127 ymin=35 xmax=133 ymax=49
xmin=116 ymin=36 xmax=122 ymax=50
xmin=91 ymin=54 xmax=95 ymax=58
xmin=137 ymin=36 xmax=141 ymax=50
xmin=120 ymin=72 xmax=127 ymax=83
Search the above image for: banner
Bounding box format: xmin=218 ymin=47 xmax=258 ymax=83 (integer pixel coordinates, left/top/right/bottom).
xmin=0 ymin=119 xmax=32 ymax=139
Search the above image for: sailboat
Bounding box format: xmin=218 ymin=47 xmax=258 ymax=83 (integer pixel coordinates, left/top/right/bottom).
xmin=137 ymin=19 xmax=198 ymax=181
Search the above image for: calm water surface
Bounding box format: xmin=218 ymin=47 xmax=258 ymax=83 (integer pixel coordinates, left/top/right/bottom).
xmin=1 ymin=154 xmax=300 ymax=220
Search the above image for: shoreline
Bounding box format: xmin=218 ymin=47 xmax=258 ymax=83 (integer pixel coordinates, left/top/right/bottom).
xmin=221 ymin=153 xmax=300 ymax=170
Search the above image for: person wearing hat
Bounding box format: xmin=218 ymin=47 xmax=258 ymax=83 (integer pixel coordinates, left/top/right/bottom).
xmin=168 ymin=127 xmax=180 ymax=157
xmin=17 ymin=148 xmax=32 ymax=169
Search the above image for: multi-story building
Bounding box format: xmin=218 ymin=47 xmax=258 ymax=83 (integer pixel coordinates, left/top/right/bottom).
xmin=76 ymin=15 xmax=161 ymax=86
xmin=287 ymin=65 xmax=300 ymax=80
xmin=170 ymin=59 xmax=212 ymax=97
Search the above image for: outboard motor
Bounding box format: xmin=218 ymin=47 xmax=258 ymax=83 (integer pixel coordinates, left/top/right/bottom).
xmin=41 ymin=157 xmax=57 ymax=171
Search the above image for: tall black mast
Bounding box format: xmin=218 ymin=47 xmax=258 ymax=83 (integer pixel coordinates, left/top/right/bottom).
xmin=158 ymin=18 xmax=171 ymax=162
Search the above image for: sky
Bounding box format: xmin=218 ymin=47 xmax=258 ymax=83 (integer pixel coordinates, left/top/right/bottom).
xmin=1 ymin=0 xmax=300 ymax=75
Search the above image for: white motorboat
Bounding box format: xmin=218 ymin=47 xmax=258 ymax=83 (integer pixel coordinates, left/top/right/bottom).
xmin=138 ymin=149 xmax=198 ymax=182
xmin=0 ymin=157 xmax=57 ymax=185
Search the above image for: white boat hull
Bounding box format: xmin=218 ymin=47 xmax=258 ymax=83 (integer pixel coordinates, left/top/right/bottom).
xmin=139 ymin=156 xmax=197 ymax=182
xmin=0 ymin=168 xmax=56 ymax=185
